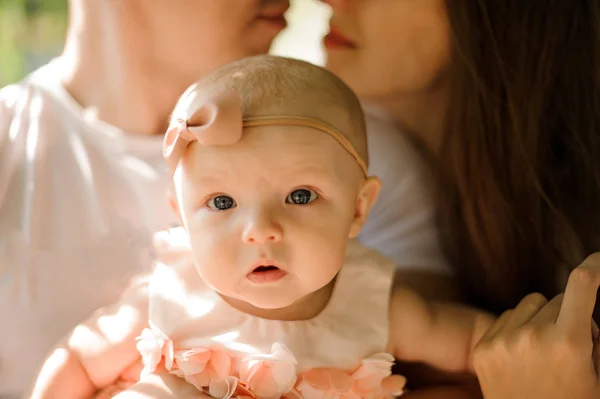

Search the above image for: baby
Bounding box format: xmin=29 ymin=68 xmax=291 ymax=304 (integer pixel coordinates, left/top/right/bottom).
xmin=28 ymin=56 xmax=493 ymax=399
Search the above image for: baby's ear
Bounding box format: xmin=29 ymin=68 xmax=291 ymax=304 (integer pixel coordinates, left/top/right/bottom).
xmin=348 ymin=176 xmax=381 ymax=238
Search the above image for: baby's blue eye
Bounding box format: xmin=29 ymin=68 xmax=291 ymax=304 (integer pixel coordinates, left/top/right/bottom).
xmin=286 ymin=189 xmax=318 ymax=205
xmin=208 ymin=195 xmax=236 ymax=210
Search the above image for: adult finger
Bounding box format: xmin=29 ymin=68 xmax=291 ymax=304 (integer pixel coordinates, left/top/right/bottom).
xmin=558 ymin=253 xmax=600 ymax=338
xmin=528 ymin=294 xmax=564 ymax=326
xmin=479 ymin=309 xmax=513 ymax=342
xmin=502 ymin=292 xmax=548 ymax=331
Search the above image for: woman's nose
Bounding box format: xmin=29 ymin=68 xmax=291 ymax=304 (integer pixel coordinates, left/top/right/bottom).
xmin=242 ymin=209 xmax=283 ymax=244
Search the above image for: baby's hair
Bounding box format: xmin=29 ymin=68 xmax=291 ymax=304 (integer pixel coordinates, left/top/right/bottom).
xmin=170 ymin=55 xmax=369 ymax=166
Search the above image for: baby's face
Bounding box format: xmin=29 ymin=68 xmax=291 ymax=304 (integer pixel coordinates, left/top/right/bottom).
xmin=173 ymin=125 xmax=375 ymax=310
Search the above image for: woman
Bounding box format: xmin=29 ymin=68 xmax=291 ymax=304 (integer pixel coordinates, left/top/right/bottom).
xmin=321 ymin=0 xmax=600 ymax=398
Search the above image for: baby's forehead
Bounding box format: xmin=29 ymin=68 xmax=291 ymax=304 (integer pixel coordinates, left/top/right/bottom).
xmin=184 ymin=125 xmax=363 ymax=179
xmin=179 ymin=83 xmax=364 ymax=148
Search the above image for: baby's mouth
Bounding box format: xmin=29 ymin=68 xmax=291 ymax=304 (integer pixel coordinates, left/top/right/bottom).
xmin=246 ymin=264 xmax=287 ymax=283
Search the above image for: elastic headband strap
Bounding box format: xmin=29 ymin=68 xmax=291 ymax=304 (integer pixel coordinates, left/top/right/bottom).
xmin=242 ymin=116 xmax=367 ymax=176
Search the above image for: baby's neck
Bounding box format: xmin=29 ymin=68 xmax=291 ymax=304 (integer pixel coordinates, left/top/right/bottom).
xmin=221 ymin=279 xmax=336 ymax=321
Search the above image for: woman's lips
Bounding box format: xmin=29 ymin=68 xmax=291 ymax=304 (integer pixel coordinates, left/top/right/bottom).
xmin=256 ymin=15 xmax=288 ymax=31
xmin=258 ymin=2 xmax=290 ymax=18
xmin=256 ymin=2 xmax=289 ymax=31
xmin=324 ymin=26 xmax=357 ymax=50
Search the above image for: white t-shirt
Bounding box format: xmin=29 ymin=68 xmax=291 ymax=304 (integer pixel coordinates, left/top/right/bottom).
xmin=0 ymin=60 xmax=448 ymax=398
xmin=359 ymin=104 xmax=448 ymax=272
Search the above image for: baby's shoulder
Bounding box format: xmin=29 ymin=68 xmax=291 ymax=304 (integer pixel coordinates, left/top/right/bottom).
xmin=147 ymin=228 xmax=214 ymax=328
xmin=345 ymin=241 xmax=429 ymax=322
xmin=150 ymin=226 xmax=207 ymax=289
xmin=151 ymin=227 xmax=189 ymax=270
xmin=336 ymin=240 xmax=397 ymax=313
xmin=152 ymin=227 xmax=193 ymax=264
xmin=344 ymin=239 xmax=397 ymax=280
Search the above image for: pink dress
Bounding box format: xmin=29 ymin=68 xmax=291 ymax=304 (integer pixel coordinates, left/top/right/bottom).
xmin=136 ymin=228 xmax=405 ymax=399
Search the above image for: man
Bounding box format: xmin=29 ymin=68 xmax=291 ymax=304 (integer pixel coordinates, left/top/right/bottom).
xmin=0 ymin=0 xmax=290 ymax=396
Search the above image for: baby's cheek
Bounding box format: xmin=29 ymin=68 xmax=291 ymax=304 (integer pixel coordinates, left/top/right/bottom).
xmin=194 ymin=252 xmax=237 ymax=291
xmin=299 ymin=233 xmax=345 ymax=280
xmin=199 ymin=267 xmax=227 ymax=290
xmin=312 ymin=222 xmax=352 ymax=253
xmin=188 ymin=226 xmax=223 ymax=252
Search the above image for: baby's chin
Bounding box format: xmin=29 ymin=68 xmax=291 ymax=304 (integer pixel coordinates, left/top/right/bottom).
xmin=214 ymin=285 xmax=305 ymax=315
xmin=234 ymin=283 xmax=334 ymax=320
xmin=239 ymin=291 xmax=305 ymax=311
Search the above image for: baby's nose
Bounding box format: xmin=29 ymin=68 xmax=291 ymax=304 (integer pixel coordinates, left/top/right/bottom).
xmin=242 ymin=212 xmax=283 ymax=244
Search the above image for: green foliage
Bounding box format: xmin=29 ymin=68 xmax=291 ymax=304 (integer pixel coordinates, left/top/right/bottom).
xmin=0 ymin=0 xmax=323 ymax=87
xmin=0 ymin=0 xmax=67 ymax=14
xmin=0 ymin=0 xmax=67 ymax=86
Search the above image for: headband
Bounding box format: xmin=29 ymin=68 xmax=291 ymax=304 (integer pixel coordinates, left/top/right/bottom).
xmin=163 ymin=91 xmax=367 ymax=176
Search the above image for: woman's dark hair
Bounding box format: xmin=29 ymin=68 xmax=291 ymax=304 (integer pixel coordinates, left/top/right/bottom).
xmin=438 ymin=0 xmax=600 ymax=315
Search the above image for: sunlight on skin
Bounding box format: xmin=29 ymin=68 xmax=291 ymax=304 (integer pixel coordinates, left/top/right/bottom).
xmin=96 ymin=306 xmax=141 ymax=343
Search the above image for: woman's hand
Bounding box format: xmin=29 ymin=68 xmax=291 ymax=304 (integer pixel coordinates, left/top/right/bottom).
xmin=472 ymin=253 xmax=600 ymax=399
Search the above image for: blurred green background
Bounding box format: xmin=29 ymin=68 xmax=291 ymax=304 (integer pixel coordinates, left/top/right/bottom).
xmin=0 ymin=0 xmax=328 ymax=87
xmin=0 ymin=0 xmax=68 ymax=86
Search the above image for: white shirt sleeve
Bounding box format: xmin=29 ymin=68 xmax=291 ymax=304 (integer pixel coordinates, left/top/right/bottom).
xmin=0 ymin=84 xmax=21 ymax=207
xmin=0 ymin=68 xmax=175 ymax=397
xmin=358 ymin=108 xmax=451 ymax=274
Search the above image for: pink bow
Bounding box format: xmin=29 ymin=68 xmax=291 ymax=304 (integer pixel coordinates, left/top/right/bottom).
xmin=163 ymin=90 xmax=243 ymax=174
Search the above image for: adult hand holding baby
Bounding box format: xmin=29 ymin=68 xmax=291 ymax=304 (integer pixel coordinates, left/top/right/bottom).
xmin=104 ymin=367 xmax=211 ymax=399
xmin=472 ymin=253 xmax=600 ymax=399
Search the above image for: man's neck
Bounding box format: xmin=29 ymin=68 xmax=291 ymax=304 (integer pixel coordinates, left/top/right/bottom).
xmin=59 ymin=1 xmax=209 ymax=135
